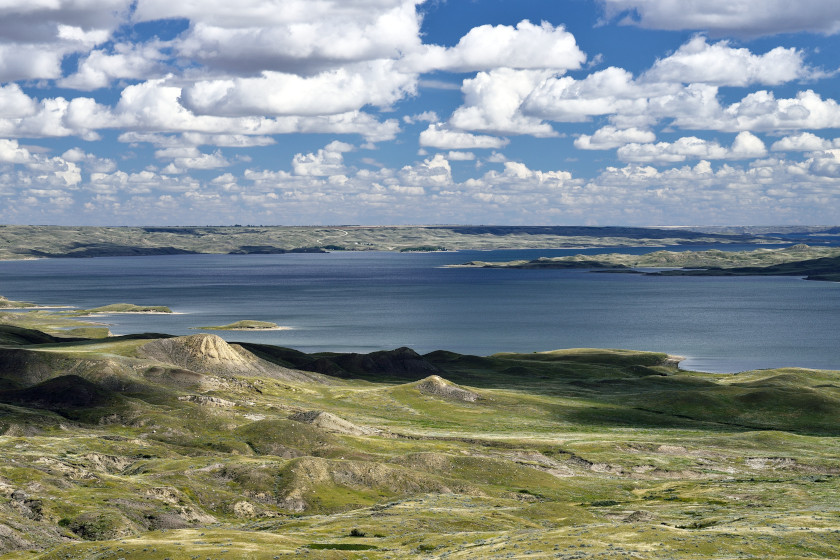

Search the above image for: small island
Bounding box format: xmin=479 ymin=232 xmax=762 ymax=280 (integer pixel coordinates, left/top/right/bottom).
xmin=399 ymin=245 xmax=447 ymax=252
xmin=193 ymin=320 xmax=288 ymax=331
xmin=68 ymin=303 xmax=174 ymax=316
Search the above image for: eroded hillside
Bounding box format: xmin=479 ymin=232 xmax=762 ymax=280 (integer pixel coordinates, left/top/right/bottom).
xmin=0 ymin=312 xmax=838 ymax=559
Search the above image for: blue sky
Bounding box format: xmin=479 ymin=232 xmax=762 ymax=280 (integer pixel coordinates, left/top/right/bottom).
xmin=2 ymin=0 xmax=840 ymax=226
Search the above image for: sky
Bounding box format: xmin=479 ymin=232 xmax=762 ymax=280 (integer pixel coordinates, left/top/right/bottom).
xmin=2 ymin=0 xmax=840 ymax=226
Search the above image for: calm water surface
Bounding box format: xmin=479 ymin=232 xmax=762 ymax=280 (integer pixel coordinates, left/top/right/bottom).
xmin=0 ymin=246 xmax=837 ymax=373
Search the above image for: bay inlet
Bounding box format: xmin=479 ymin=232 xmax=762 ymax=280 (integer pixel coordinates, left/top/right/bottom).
xmin=1 ymin=245 xmax=837 ymax=373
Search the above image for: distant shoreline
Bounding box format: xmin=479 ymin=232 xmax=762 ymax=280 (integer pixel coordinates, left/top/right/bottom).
xmin=0 ymin=224 xmax=798 ymax=260
xmin=194 ymin=326 xmax=292 ymax=331
xmin=449 ymin=245 xmax=840 ymax=282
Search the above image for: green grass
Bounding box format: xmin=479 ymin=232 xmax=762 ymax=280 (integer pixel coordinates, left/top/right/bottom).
xmin=2 ymin=309 xmax=840 ymax=559
xmin=72 ymin=303 xmax=173 ymax=315
xmin=0 ymin=296 xmax=34 ymax=309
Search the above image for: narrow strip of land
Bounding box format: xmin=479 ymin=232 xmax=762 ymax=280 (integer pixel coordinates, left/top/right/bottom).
xmin=451 ymin=244 xmax=840 ymax=281
xmin=0 ymin=224 xmax=780 ymax=259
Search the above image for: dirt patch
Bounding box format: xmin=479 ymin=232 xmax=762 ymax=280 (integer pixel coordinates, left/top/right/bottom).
xmin=233 ymin=501 xmax=257 ymax=518
xmin=81 ymin=453 xmax=133 ymax=474
xmin=0 ymin=423 xmax=43 ymax=437
xmin=656 ymin=444 xmax=687 ymax=454
xmin=503 ymin=451 xmax=576 ymax=478
xmin=146 ymin=487 xmax=182 ymax=504
xmin=178 ymin=395 xmax=236 ymax=408
xmin=288 ymin=410 xmax=378 ymax=436
xmin=276 ymin=456 xmax=464 ymax=512
xmin=745 ymin=457 xmax=798 ymax=469
xmin=0 ymin=522 xmax=33 ymax=554
xmin=396 ymin=452 xmax=454 ymax=472
xmin=35 ymin=457 xmax=96 ymax=480
xmin=624 ymin=510 xmax=654 ymax=523
xmin=415 ymin=375 xmax=482 ymax=402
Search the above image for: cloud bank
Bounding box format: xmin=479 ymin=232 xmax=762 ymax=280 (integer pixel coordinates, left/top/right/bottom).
xmin=0 ymin=0 xmax=838 ymax=225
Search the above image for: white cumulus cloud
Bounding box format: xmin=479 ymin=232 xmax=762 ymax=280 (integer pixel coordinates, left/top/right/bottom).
xmin=522 ymin=66 xmax=671 ymax=123
xmin=675 ymin=90 xmax=840 ymax=132
xmin=599 ymin=0 xmax=840 ymax=36
xmin=0 ymin=139 xmax=33 ymax=164
xmin=447 ymin=151 xmax=476 ymax=161
xmin=770 ymin=132 xmax=839 ymax=152
xmin=398 ymin=154 xmax=452 ymax=187
xmin=179 ymin=61 xmax=416 ymax=117
xmin=617 ymin=132 xmax=766 ymax=163
xmin=404 ymin=20 xmax=585 ymax=73
xmin=134 ymin=0 xmax=424 ymax=74
xmin=59 ymin=42 xmax=168 ymax=90
xmin=0 ymin=0 xmax=130 ymax=81
xmin=159 ymin=150 xmax=231 ymax=174
xmin=642 ymin=35 xmax=811 ymax=86
xmin=575 ymin=126 xmax=656 ymax=150
xmin=450 ymin=68 xmax=558 ymax=136
xmin=419 ymin=124 xmax=509 ymax=150
xmin=292 ymin=142 xmax=352 ymax=177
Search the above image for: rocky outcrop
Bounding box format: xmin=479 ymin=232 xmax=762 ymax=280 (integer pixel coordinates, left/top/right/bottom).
xmin=415 ymin=375 xmax=482 ymax=403
xmin=178 ymin=395 xmax=236 ymax=408
xmin=288 ymin=410 xmax=378 ymax=436
xmin=140 ymin=334 xmax=329 ymax=383
xmin=0 ymin=522 xmax=34 ymax=554
xmin=275 ymin=457 xmax=459 ymax=512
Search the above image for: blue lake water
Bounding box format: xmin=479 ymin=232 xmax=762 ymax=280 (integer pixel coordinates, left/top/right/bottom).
xmin=0 ymin=245 xmax=838 ymax=373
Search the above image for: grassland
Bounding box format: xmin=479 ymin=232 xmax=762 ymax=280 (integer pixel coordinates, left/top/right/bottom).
xmin=65 ymin=304 xmax=174 ymax=316
xmin=0 ymin=225 xmax=777 ymax=260
xmin=455 ymin=244 xmax=840 ymax=281
xmin=0 ymin=302 xmax=839 ymax=559
xmin=0 ymin=297 xmax=33 ymax=309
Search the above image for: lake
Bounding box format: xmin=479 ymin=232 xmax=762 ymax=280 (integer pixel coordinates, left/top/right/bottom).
xmin=0 ymin=245 xmax=838 ymax=373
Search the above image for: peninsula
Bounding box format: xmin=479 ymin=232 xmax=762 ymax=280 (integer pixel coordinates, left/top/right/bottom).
xmin=193 ymin=320 xmax=288 ymax=331
xmin=453 ymin=244 xmax=840 ymax=281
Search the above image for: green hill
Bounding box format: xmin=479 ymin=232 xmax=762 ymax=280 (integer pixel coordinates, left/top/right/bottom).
xmin=0 ymin=311 xmax=838 ymax=558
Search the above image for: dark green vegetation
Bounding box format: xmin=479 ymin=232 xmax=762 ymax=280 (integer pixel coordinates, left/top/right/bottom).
xmin=398 ymin=246 xmax=447 ymax=252
xmin=69 ymin=304 xmax=173 ymax=316
xmin=0 ymin=225 xmax=780 ymax=260
xmin=657 ymin=254 xmax=840 ymax=282
xmin=1 ymin=302 xmax=840 ymax=559
xmin=456 ymin=244 xmax=840 ymax=282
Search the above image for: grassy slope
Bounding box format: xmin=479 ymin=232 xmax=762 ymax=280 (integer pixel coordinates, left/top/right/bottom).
xmin=0 ymin=317 xmax=838 ymax=558
xmin=0 ymin=311 xmax=114 ymax=340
